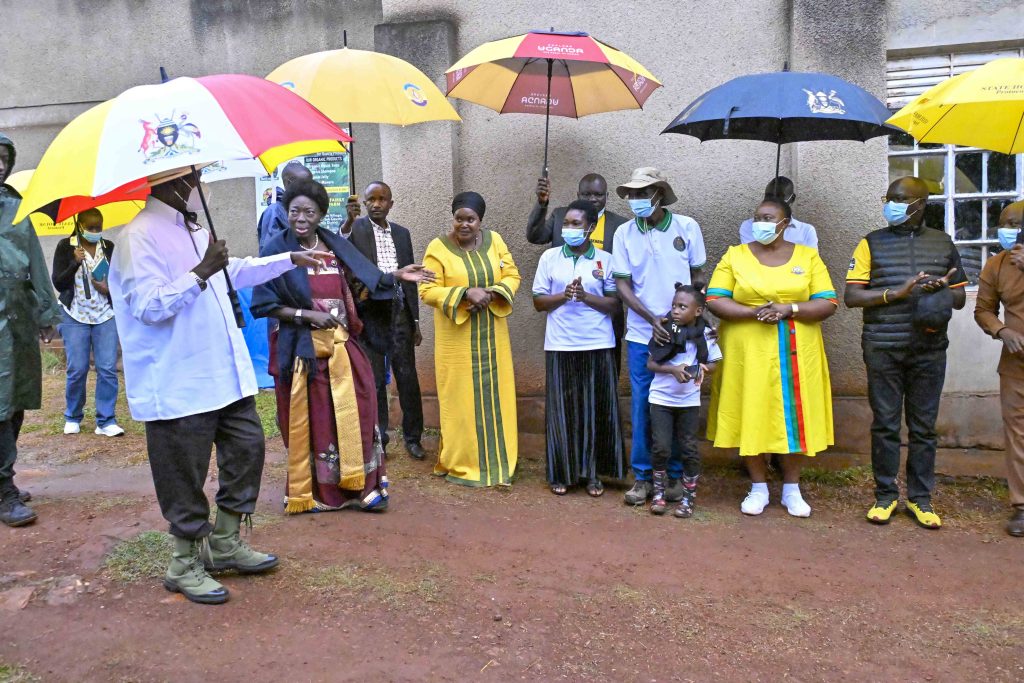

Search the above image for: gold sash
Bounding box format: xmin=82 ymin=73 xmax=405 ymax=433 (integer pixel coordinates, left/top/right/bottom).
xmin=284 ymin=326 xmax=367 ymax=514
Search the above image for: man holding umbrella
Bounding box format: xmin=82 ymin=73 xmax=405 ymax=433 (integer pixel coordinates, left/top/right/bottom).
xmin=610 ymin=168 xmax=706 ymax=506
xmin=0 ymin=133 xmax=62 ymax=528
xmin=109 ymin=172 xmax=330 ymax=604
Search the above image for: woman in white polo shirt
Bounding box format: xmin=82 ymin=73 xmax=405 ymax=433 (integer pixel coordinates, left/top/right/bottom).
xmin=532 ymin=200 xmax=626 ymax=496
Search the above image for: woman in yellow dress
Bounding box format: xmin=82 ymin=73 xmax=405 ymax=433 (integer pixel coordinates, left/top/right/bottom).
xmin=420 ymin=192 xmax=521 ymax=487
xmin=706 ymin=198 xmax=837 ymax=518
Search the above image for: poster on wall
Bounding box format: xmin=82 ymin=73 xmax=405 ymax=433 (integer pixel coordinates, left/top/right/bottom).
xmin=254 ymin=147 xmax=351 ymax=233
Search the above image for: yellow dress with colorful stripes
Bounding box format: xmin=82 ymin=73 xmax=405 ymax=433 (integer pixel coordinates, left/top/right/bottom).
xmin=706 ymin=244 xmax=837 ymax=456
xmin=420 ymin=230 xmax=521 ymax=486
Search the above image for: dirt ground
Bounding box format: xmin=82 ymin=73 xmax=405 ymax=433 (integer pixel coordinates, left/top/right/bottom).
xmin=1 ymin=368 xmax=1022 ymax=683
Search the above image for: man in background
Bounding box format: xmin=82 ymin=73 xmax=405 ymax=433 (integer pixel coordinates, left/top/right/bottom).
xmin=738 ymin=176 xmax=818 ymax=249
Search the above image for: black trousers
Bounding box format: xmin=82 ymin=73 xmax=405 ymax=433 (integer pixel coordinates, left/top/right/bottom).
xmin=144 ymin=396 xmax=265 ymax=539
xmin=367 ymin=308 xmax=423 ymax=449
xmin=864 ymin=346 xmax=946 ymax=504
xmin=649 ymin=404 xmax=700 ymax=477
xmin=0 ymin=411 xmax=25 ymax=495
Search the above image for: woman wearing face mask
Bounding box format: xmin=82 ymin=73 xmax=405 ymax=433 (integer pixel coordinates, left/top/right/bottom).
xmin=532 ymin=200 xmax=626 ymax=496
xmin=51 ymin=208 xmax=125 ymax=437
xmin=705 ymin=198 xmax=838 ymax=518
xmin=420 ymin=191 xmax=521 ymax=487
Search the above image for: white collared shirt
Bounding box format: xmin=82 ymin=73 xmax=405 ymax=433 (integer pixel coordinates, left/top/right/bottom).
xmin=532 ymin=244 xmax=616 ymax=351
xmin=649 ymin=328 xmax=723 ymax=408
xmin=610 ymin=212 xmax=707 ymax=345
xmin=108 ymin=197 xmax=295 ymax=421
xmin=739 ymin=216 xmax=818 ymax=249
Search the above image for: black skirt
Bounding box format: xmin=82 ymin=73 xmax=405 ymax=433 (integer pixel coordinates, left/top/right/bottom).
xmin=544 ymin=348 xmax=626 ymax=485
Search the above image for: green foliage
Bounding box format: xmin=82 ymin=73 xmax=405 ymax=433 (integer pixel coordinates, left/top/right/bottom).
xmin=103 ymin=531 xmax=173 ymax=583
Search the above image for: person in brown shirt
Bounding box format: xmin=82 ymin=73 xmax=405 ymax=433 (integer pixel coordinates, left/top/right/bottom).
xmin=974 ymin=199 xmax=1024 ymax=537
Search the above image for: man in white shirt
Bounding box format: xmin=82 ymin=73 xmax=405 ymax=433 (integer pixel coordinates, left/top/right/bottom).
xmin=738 ymin=177 xmax=818 ymax=249
xmin=109 ymin=173 xmax=327 ymax=605
xmin=610 ymin=167 xmax=707 ymax=506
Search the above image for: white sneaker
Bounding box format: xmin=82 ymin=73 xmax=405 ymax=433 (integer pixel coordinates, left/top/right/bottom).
xmin=782 ymin=492 xmax=812 ymax=518
xmin=95 ymin=424 xmax=125 ymax=437
xmin=63 ymin=422 xmax=80 ymax=435
xmin=740 ymin=489 xmax=770 ymax=515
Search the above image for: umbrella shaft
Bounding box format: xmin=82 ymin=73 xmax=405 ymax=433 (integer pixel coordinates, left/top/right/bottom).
xmin=189 ymin=166 xmax=246 ymax=329
xmin=543 ymin=59 xmax=553 ymax=178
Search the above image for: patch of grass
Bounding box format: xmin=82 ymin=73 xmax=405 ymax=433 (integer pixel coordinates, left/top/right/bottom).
xmin=0 ymin=663 xmax=41 ymax=683
xmin=298 ymin=561 xmax=444 ymax=607
xmin=255 ymin=390 xmax=280 ymax=438
xmin=801 ymin=465 xmax=873 ymax=487
xmin=103 ymin=531 xmax=172 ymax=583
xmin=610 ymin=584 xmax=649 ymax=605
xmin=41 ymin=349 xmax=65 ymax=374
xmin=473 ymin=572 xmax=498 ymax=584
xmin=954 ymin=612 xmax=1024 ymax=646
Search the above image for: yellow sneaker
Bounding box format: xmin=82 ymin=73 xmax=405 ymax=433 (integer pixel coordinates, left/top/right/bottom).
xmin=906 ymin=501 xmax=942 ymax=529
xmin=866 ymin=499 xmax=898 ymax=524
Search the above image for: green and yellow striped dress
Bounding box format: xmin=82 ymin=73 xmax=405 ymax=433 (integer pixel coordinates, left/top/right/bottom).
xmin=420 ymin=230 xmax=520 ymax=486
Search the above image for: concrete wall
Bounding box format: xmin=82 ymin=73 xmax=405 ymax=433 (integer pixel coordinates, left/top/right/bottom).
xmin=0 ymin=0 xmax=385 ymax=260
xmin=888 ymin=0 xmax=1024 ymax=53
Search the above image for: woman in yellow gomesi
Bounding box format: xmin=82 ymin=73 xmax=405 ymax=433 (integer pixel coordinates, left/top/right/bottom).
xmin=706 ymin=198 xmax=837 ymax=518
xmin=420 ymin=192 xmax=521 ymax=487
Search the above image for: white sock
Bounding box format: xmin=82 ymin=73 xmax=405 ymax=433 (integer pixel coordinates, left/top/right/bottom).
xmin=782 ymin=483 xmax=801 ymax=498
xmin=751 ymin=482 xmax=769 ymax=496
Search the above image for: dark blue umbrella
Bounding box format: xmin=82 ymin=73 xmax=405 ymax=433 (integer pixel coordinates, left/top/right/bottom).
xmin=662 ymin=70 xmax=897 ymax=177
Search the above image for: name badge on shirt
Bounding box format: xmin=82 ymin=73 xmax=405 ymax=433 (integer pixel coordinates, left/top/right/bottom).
xmin=673 ymin=236 xmax=686 ymax=251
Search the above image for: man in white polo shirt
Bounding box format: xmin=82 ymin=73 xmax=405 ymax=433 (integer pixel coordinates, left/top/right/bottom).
xmin=738 ymin=176 xmax=818 ymax=249
xmin=611 ymin=168 xmax=707 ymax=506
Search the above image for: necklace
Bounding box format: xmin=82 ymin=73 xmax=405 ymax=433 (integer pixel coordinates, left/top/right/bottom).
xmin=451 ymin=230 xmax=481 ymax=251
xmin=301 ymin=233 xmax=320 ymax=251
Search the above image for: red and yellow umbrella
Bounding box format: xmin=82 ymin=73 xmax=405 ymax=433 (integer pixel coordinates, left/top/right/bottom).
xmin=15 ymin=74 xmax=351 ymax=223
xmin=446 ymin=30 xmax=661 ymax=174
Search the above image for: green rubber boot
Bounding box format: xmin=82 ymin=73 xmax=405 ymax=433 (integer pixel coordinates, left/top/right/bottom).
xmin=163 ymin=536 xmax=229 ymax=605
xmin=202 ymin=508 xmax=280 ymax=574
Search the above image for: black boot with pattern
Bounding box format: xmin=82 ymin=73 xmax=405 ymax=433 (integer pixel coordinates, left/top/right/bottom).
xmin=650 ymin=470 xmax=668 ymax=515
xmin=674 ymin=474 xmax=699 ymax=518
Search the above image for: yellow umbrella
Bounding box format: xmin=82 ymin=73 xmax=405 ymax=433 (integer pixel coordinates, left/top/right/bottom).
xmin=886 ymin=57 xmax=1024 ymax=153
xmin=445 ymin=30 xmax=662 ymax=175
xmin=6 ymin=169 xmax=145 ymax=237
xmin=268 ymin=37 xmax=460 ymax=192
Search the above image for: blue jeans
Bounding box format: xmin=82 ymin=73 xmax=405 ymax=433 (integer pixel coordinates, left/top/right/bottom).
xmin=627 ymin=341 xmax=682 ymax=480
xmin=59 ymin=312 xmax=119 ymax=427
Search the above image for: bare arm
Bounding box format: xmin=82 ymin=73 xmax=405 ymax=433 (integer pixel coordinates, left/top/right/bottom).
xmin=616 ymin=276 xmax=670 ymax=342
xmin=844 ymin=273 xmax=927 ymax=309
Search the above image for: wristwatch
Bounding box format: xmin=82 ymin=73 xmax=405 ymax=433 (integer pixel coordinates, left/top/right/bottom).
xmin=191 ymin=271 xmax=208 ymax=292
xmin=791 ymin=303 xmax=799 ymax=317
xmin=293 ymin=309 xmax=303 ymax=325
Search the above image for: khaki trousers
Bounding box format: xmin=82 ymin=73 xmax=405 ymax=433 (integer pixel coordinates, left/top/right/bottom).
xmin=1000 ymin=373 xmax=1024 ymax=509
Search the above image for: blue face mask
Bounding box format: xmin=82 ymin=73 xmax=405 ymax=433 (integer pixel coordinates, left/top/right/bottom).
xmin=883 ymin=200 xmax=917 ymax=226
xmin=628 ymin=197 xmax=658 ymax=218
xmin=80 ymin=231 xmax=103 ymax=243
xmin=997 ymin=227 xmax=1020 ymax=251
xmin=562 ymin=228 xmax=587 ymax=247
xmin=751 ymin=220 xmax=783 ymax=245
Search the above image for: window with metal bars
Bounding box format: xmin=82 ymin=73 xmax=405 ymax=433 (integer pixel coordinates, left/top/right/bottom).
xmin=886 ymin=48 xmax=1024 ymax=285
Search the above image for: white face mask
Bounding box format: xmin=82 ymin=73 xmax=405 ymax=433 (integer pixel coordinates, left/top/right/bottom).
xmin=751 ymin=219 xmax=784 ymax=245
xmin=175 ymin=183 xmax=205 ymax=214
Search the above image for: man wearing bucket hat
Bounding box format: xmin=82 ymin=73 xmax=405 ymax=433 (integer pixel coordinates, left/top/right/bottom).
xmin=610 ymin=167 xmax=707 ymax=506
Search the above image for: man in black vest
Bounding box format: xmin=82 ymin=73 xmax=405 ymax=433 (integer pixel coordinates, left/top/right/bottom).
xmin=528 ymin=173 xmax=628 ymax=374
xmin=845 ymin=176 xmax=968 ymax=529
xmin=347 ymin=181 xmax=425 ymax=460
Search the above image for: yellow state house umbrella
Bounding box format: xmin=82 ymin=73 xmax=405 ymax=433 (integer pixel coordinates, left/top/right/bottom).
xmin=887 ymin=57 xmax=1024 ymax=153
xmin=445 ymin=29 xmax=662 ymax=176
xmin=6 ymin=169 xmax=146 ymax=237
xmin=267 ymin=32 xmax=461 ymax=193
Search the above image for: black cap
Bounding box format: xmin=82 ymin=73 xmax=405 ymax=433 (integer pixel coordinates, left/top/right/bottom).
xmin=913 ymin=288 xmax=954 ymax=334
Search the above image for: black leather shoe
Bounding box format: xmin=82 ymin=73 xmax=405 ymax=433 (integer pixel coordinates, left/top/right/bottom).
xmin=405 ymin=442 xmax=426 ymax=460
xmin=1007 ymin=509 xmax=1024 ymax=537
xmin=0 ymin=496 xmax=38 ymax=527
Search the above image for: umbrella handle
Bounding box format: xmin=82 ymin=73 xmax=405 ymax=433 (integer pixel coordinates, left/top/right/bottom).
xmin=189 ymin=166 xmax=246 ymax=329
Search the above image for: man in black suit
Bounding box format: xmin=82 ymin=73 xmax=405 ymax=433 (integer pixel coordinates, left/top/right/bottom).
xmin=526 ymin=173 xmax=627 ymax=252
xmin=527 ymin=173 xmax=628 ymax=374
xmin=346 ymin=181 xmax=426 ymax=460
